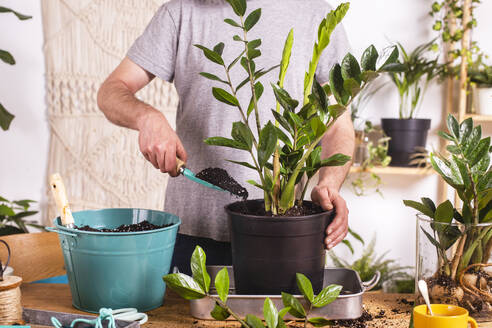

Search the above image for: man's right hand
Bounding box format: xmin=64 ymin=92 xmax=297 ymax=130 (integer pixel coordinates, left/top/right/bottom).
xmin=136 ymin=110 xmax=187 ymax=177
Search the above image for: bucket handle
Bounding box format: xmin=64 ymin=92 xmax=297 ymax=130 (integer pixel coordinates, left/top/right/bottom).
xmin=46 ymin=226 xmax=78 ymax=237
xmin=361 ymin=271 xmax=380 ymax=292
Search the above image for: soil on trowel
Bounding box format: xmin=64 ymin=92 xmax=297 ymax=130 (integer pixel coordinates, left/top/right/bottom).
xmin=231 ymin=199 xmax=325 ymax=217
xmin=76 ymin=220 xmax=171 ymax=232
xmin=195 ymin=167 xmax=248 ymax=199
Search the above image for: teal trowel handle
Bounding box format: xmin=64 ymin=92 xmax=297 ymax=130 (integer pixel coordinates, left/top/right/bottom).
xmin=175 ymin=157 xmax=226 ymax=192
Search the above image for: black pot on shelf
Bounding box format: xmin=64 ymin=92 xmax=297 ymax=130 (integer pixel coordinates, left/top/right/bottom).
xmin=381 ymin=118 xmax=431 ymax=167
xmin=225 ymin=199 xmax=334 ymax=295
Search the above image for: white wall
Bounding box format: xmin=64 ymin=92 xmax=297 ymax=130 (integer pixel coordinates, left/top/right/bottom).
xmin=0 ymin=0 xmax=47 ymax=224
xmin=0 ymin=0 xmax=491 ymax=270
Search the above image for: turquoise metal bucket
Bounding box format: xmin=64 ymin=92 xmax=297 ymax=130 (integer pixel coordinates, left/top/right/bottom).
xmin=47 ymin=208 xmax=180 ymax=313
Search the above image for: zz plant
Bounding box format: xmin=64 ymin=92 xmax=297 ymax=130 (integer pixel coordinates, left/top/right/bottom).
xmin=163 ymin=246 xmax=342 ymax=328
xmin=404 ymin=115 xmax=491 ymax=302
xmin=195 ymin=0 xmax=402 ymax=214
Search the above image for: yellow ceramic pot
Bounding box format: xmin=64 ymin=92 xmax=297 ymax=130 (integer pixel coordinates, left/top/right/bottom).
xmin=413 ymin=304 xmax=477 ymax=328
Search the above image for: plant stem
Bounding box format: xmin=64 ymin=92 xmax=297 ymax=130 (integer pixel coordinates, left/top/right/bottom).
xmin=223 ymin=65 xmax=250 ymax=127
xmin=212 ymin=296 xmax=250 ymax=327
xmin=451 ymin=233 xmax=467 ymax=280
xmin=240 ymin=16 xmax=261 ymax=138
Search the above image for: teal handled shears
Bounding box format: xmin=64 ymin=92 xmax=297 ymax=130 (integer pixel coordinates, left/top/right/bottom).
xmin=51 ymin=307 xmax=148 ymax=328
xmin=176 ymin=158 xmax=226 ymax=192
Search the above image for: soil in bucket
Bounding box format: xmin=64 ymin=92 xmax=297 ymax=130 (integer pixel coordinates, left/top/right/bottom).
xmin=76 ymin=220 xmax=172 ymax=232
xmin=195 ymin=167 xmax=248 ymax=199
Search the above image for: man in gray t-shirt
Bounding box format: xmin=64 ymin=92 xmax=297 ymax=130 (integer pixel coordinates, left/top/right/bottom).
xmin=98 ymin=0 xmax=354 ymax=274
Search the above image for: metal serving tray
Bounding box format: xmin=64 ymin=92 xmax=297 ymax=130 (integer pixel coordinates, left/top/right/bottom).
xmin=190 ymin=266 xmax=380 ymax=320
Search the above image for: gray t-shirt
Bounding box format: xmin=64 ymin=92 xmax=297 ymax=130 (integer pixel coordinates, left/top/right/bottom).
xmin=127 ymin=0 xmax=350 ymax=241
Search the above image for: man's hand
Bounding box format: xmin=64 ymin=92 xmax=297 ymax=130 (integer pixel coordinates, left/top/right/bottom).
xmin=311 ymin=184 xmax=349 ymax=250
xmin=137 ymin=110 xmax=187 ymax=177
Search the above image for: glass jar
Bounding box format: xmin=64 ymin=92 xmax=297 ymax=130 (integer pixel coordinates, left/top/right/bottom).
xmin=417 ymin=214 xmax=492 ymax=321
xmin=353 ymin=130 xmax=369 ymax=166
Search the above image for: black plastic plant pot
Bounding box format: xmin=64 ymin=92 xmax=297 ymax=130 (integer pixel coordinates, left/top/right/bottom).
xmin=225 ymin=199 xmax=334 ymax=295
xmin=381 ymin=118 xmax=431 ymax=167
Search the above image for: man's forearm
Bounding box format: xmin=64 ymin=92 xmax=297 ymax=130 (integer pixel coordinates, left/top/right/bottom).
xmin=318 ymin=112 xmax=354 ymax=190
xmin=97 ymin=79 xmax=163 ymax=131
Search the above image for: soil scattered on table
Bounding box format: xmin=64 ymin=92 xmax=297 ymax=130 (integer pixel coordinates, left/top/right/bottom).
xmin=332 ymin=310 xmax=373 ymax=328
xmin=76 ymin=220 xmax=171 ymax=232
xmin=195 ymin=167 xmax=248 ymax=199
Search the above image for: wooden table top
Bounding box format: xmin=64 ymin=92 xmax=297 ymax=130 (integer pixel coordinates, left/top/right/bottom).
xmin=20 ymin=283 xmax=492 ymax=328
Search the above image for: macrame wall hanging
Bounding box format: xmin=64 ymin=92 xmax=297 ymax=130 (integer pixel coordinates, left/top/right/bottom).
xmin=41 ymin=0 xmax=178 ymax=223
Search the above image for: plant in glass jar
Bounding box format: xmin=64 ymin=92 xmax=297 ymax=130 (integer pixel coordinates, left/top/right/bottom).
xmin=404 ymin=114 xmax=492 ymax=317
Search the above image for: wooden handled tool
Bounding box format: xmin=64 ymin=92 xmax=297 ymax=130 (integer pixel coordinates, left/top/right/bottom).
xmin=176 ymin=157 xmax=186 ymax=174
xmin=49 ymin=173 xmax=75 ymax=228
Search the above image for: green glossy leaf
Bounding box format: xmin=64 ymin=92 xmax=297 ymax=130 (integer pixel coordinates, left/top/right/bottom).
xmin=0 ymin=205 xmax=15 ymax=217
xmin=342 ymin=239 xmax=354 ymax=253
xmin=258 ymin=122 xmax=277 ymax=167
xmin=210 ymin=303 xmax=230 ymax=320
xmin=421 ymin=227 xmax=442 ymax=250
xmin=308 ymin=317 xmax=333 ymax=327
xmin=190 ymin=246 xmax=211 ymax=293
xmin=271 ymin=84 xmax=298 ymax=111
xmin=248 ymin=82 xmax=264 ymax=117
xmin=280 ymin=29 xmax=294 ymax=82
xmin=343 ymin=78 xmax=360 ymax=97
xmin=360 ymin=70 xmax=379 ymax=83
xmin=241 ymin=57 xmax=255 ymax=74
xmin=225 ymin=0 xmax=246 ymax=16
xmin=274 ymin=126 xmax=292 ymax=148
xmin=228 ymin=50 xmax=246 ymax=70
xmin=194 ymin=44 xmax=224 ymax=65
xmin=421 ymin=197 xmax=436 ymax=213
xmin=214 ymin=267 xmax=229 ymax=302
xmin=361 ymin=45 xmax=378 ymax=71
xmin=0 ymin=49 xmax=15 ymax=65
xmin=227 ymin=160 xmax=257 ymax=170
xmin=233 ymin=35 xmax=243 ymax=42
xmin=246 ymin=314 xmax=265 ymax=328
xmin=231 ymin=121 xmax=253 ymax=150
xmin=341 ymin=53 xmax=361 ymax=83
xmin=213 ymin=42 xmax=225 ymax=56
xmin=0 ymin=7 xmax=32 ymax=20
xmin=312 ymin=284 xmax=342 ymax=308
xmin=469 ymin=137 xmax=490 ymax=168
xmin=403 ymin=200 xmax=434 ymax=218
xmin=329 ymin=64 xmax=349 ymax=105
xmin=247 ymin=179 xmax=266 ymax=191
xmin=205 ymin=136 xmax=249 ymax=150
xmin=447 ymin=114 xmax=460 ymax=139
xmin=438 ymin=131 xmax=454 ymax=141
xmin=224 ymin=18 xmax=241 ymax=27
xmin=378 ymin=62 xmax=406 ymax=72
xmin=310 ymin=116 xmax=327 ymax=140
xmin=434 ymin=200 xmax=454 ymax=224
xmin=318 ymin=153 xmax=351 ymax=168
xmin=248 ymin=39 xmax=262 ymax=50
xmin=348 ymin=228 xmax=365 ymax=245
xmin=244 ymin=8 xmax=261 ymax=31
xmin=281 ymin=292 xmax=306 ymax=318
xmin=378 ymin=45 xmax=399 ymax=70
xmin=430 ymin=153 xmax=459 ymax=187
xmin=162 ymin=273 xmax=206 ymax=300
xmin=0 ymin=102 xmax=15 ymax=131
xmin=212 ymin=87 xmax=239 ymax=106
xmin=263 ymin=298 xmax=278 ymax=328
xmin=296 ymin=273 xmax=314 ymax=303
xmin=199 ymin=72 xmax=228 ymax=84
xmin=459 ymin=117 xmax=473 ymax=143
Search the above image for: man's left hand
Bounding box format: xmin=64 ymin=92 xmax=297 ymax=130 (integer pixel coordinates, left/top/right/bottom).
xmin=311 ymin=185 xmax=349 ymax=250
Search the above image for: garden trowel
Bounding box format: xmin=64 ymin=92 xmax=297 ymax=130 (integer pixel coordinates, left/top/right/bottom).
xmin=176 ymin=158 xmax=227 ymax=192
xmin=49 ymin=173 xmax=75 ymax=229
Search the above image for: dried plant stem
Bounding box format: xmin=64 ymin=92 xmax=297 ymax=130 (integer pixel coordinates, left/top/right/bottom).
xmin=451 ymin=234 xmax=467 ymax=280
xmin=458 ymin=0 xmax=472 ymax=119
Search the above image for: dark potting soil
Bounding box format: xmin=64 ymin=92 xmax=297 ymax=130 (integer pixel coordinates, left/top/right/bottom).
xmin=76 ymin=220 xmax=171 ymax=232
xmin=426 ymin=273 xmax=458 ymax=292
xmin=332 ymin=310 xmax=374 ymax=328
xmin=195 ymin=167 xmax=248 ymax=200
xmin=231 ymin=199 xmax=325 ymax=217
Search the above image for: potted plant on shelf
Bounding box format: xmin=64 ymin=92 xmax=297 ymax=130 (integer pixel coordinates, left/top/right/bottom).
xmin=195 ymin=0 xmax=401 ymax=294
xmin=404 ymin=114 xmax=492 ymax=320
xmin=468 ymin=55 xmax=492 ymax=116
xmin=0 ymin=197 xmax=42 ymax=235
xmin=382 ymin=40 xmax=440 ymax=167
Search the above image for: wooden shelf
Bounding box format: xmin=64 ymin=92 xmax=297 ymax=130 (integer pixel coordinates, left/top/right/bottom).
xmin=463 ymin=114 xmax=492 ymax=122
xmin=349 ymin=166 xmax=434 ymax=175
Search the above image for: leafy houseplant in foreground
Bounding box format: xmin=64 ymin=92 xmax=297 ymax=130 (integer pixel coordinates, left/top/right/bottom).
xmin=197 ymin=0 xmax=401 ymax=215
xmin=195 ymin=0 xmax=401 ymax=295
xmin=404 ymin=114 xmax=492 ymax=317
xmin=382 ymin=41 xmax=440 ymax=167
xmin=163 ymin=246 xmax=342 ymax=328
